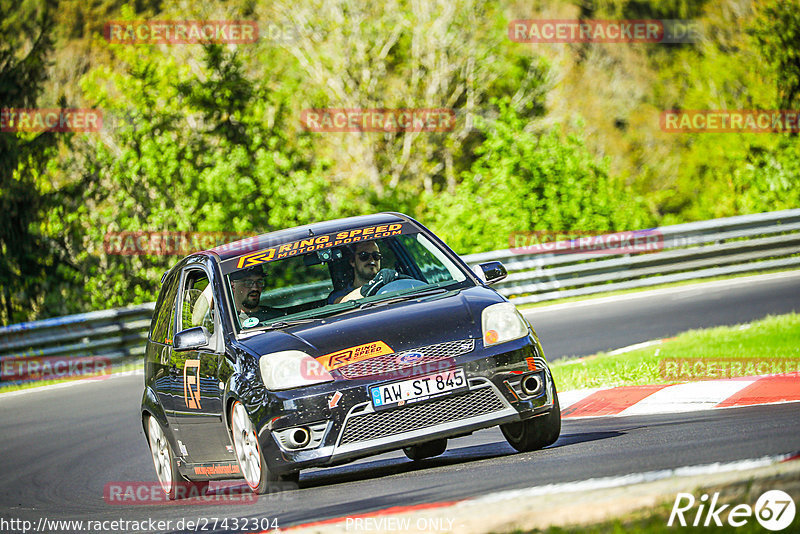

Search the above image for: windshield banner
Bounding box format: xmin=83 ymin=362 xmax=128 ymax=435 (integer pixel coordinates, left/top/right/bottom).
xmin=222 ymin=222 xmax=415 ymax=272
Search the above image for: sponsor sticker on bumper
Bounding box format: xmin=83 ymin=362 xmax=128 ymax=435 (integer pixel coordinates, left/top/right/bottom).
xmin=369 ymin=368 xmax=467 ymax=410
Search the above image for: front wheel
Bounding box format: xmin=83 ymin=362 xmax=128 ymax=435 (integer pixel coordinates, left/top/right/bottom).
xmin=501 ymin=390 xmax=561 ymax=453
xmin=231 ymin=401 xmax=271 ymax=494
xmin=230 ymin=402 xmax=298 ymax=494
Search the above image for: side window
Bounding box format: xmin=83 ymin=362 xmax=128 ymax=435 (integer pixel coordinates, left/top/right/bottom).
xmin=179 ymin=269 xmax=215 ymax=336
xmin=150 ymin=271 xmax=179 ymax=344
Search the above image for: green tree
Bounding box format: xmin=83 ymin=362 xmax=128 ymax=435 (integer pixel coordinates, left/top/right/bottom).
xmin=425 ymin=99 xmax=651 ymax=253
xmin=74 ymin=34 xmax=333 ymax=309
xmin=0 ymin=0 xmax=71 ymax=324
xmin=750 ymin=0 xmax=800 ymax=110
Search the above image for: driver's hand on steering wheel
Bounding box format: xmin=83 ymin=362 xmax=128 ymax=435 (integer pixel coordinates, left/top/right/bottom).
xmin=360 ymin=268 xmax=399 ymax=297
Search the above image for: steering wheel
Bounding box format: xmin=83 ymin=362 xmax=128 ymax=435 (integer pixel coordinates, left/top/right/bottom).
xmin=375 ymin=278 xmax=427 ymax=295
xmin=362 ymin=269 xmax=425 ymax=298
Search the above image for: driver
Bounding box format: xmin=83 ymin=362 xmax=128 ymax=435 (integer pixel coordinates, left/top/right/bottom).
xmin=230 ymin=266 xmax=277 ymax=325
xmin=330 ymin=241 xmax=401 ymax=304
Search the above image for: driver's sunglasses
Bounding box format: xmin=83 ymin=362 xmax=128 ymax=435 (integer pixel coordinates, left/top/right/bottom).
xmin=357 ymin=251 xmax=382 ymax=262
xmin=238 ymin=279 xmax=265 ymax=289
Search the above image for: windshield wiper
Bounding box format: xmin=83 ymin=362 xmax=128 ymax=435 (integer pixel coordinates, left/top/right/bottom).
xmin=242 ymin=317 xmax=319 ymax=334
xmin=264 ymin=318 xmax=318 ymax=330
xmin=359 ymin=287 xmax=448 ymax=309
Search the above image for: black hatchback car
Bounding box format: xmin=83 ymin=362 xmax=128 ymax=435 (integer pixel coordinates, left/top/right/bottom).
xmin=142 ymin=213 xmax=560 ymax=498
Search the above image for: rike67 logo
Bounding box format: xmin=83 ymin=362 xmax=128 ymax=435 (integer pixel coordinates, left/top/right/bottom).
xmin=669 ymin=490 xmax=796 ymax=530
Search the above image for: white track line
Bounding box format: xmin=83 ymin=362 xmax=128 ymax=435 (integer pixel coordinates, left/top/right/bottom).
xmin=465 ymin=454 xmax=791 ymax=504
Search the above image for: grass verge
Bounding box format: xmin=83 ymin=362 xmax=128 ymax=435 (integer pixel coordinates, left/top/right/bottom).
xmin=551 ymin=312 xmax=800 ymax=391
xmin=516 ymin=498 xmax=800 ymax=534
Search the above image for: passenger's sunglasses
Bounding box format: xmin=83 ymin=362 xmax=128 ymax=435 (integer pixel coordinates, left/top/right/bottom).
xmin=357 ymin=251 xmax=382 ymax=262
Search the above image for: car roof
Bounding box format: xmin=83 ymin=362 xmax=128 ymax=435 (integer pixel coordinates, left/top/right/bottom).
xmin=204 ymin=212 xmax=417 ymax=266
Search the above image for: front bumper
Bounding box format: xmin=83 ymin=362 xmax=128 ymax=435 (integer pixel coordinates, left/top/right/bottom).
xmin=249 ymin=336 xmax=556 ymax=473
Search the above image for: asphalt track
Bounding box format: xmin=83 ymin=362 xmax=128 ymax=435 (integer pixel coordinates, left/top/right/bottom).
xmin=1 ymin=271 xmax=798 ymax=533
xmin=524 ymin=270 xmax=800 ymax=360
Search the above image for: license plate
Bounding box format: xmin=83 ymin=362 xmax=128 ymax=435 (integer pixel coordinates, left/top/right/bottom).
xmin=369 ymin=368 xmax=468 ymax=410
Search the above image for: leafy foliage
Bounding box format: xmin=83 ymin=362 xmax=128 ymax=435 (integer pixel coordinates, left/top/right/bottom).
xmin=2 ymin=0 xmax=799 ymax=324
xmin=426 ymin=99 xmax=651 ymax=252
xmin=72 ymin=30 xmax=334 ymax=309
xmin=0 ymin=0 xmax=75 ymax=324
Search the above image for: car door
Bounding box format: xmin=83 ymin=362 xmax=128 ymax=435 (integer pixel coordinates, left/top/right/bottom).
xmin=168 ymin=264 xmax=231 ymax=462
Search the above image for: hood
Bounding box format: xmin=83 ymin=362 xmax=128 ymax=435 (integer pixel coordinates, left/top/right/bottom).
xmin=237 ymin=286 xmax=504 ymax=359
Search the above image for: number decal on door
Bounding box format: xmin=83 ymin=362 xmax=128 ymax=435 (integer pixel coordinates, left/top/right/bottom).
xmin=184 ymin=359 xmax=201 ymax=409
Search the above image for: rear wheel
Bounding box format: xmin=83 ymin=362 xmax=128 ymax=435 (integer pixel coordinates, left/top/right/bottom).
xmin=146 ymin=415 xmax=181 ymax=500
xmin=501 ymin=390 xmax=561 ymax=452
xmin=146 ymin=415 xmax=211 ymax=500
xmin=403 ymin=438 xmax=447 ymax=461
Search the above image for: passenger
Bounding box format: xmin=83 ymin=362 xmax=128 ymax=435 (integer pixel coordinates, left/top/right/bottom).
xmin=329 ymin=241 xmax=403 ymax=304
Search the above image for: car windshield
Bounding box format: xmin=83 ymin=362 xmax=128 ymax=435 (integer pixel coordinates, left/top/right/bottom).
xmin=226 ymin=231 xmax=472 ymax=332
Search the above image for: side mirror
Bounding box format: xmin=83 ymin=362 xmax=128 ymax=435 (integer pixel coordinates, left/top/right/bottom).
xmin=476 ymin=261 xmax=507 ymax=285
xmin=173 ymin=326 xmax=211 ymax=351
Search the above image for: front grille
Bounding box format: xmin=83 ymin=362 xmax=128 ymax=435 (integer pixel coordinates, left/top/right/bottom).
xmin=337 ymin=339 xmax=475 ymax=379
xmin=339 ymin=386 xmax=505 ymax=445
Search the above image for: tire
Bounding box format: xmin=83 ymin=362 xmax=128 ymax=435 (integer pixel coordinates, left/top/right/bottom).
xmin=403 ymin=438 xmax=447 ymax=461
xmin=146 ymin=415 xmax=182 ymax=500
xmin=231 ymin=401 xmax=299 ymax=494
xmin=501 ymin=389 xmax=561 ymax=453
xmin=231 ymin=401 xmax=272 ymax=494
xmin=146 ymin=415 xmax=211 ymax=500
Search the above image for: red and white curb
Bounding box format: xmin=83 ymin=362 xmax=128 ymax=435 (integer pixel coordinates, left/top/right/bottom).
xmin=559 ymin=373 xmax=800 ymax=418
xmin=277 ymin=453 xmax=800 ymax=533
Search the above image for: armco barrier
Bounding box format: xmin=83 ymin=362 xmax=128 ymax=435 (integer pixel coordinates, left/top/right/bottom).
xmin=0 ymin=304 xmax=154 ymax=380
xmin=1 ymin=209 xmax=798 ymax=372
xmin=460 ymin=209 xmax=800 ymax=305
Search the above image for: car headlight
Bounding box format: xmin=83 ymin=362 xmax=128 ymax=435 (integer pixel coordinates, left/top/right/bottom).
xmin=259 ymin=350 xmax=334 ymax=391
xmin=481 ymin=302 xmax=529 ymax=347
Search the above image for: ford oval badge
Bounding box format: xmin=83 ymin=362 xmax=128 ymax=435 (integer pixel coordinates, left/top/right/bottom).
xmin=397 ymin=351 xmax=424 ymax=365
